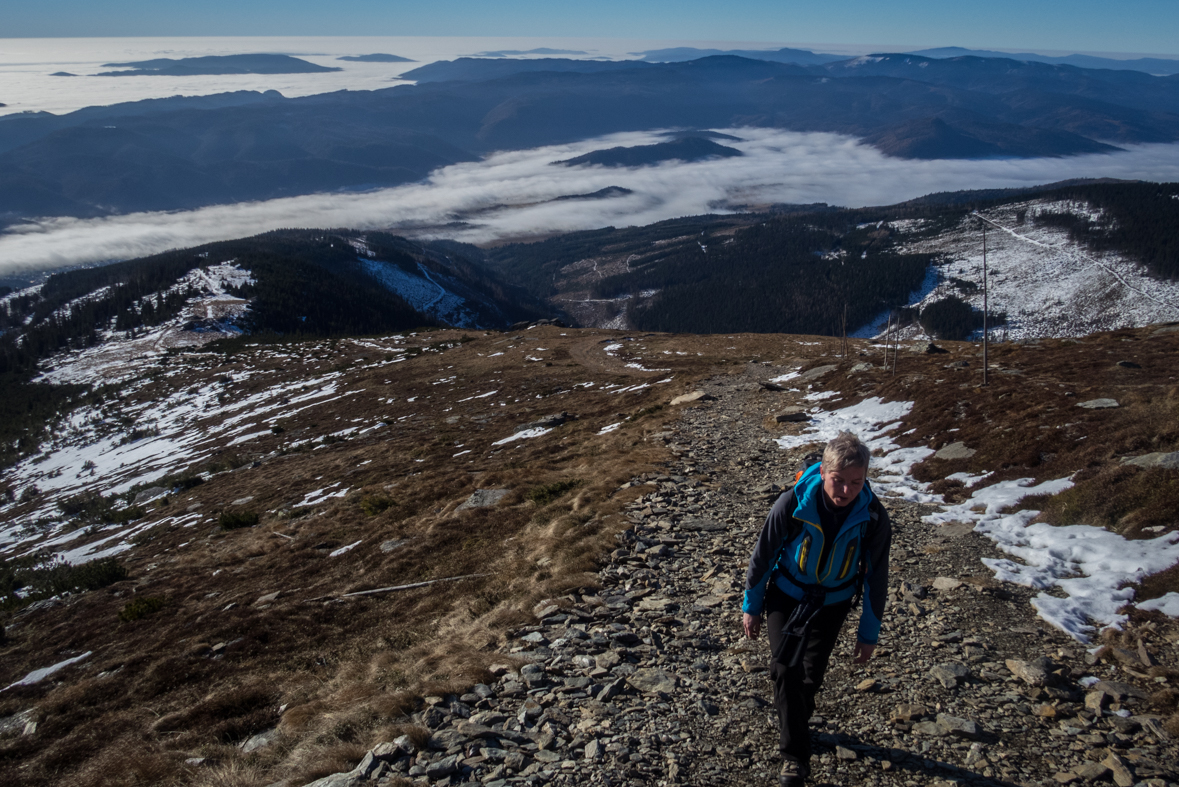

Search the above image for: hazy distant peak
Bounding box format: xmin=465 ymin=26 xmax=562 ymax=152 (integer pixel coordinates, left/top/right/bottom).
xmin=474 ymin=48 xmax=590 ymax=57
xmin=630 ymin=46 xmax=844 ymax=66
xmin=337 ymin=53 xmax=415 ymax=63
xmin=97 ymin=54 xmax=341 ymax=77
xmin=554 ymin=137 xmax=743 ymax=168
xmin=907 ymin=46 xmax=1179 ymax=75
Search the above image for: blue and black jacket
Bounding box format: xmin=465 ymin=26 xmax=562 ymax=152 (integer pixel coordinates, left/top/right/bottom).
xmin=742 ymin=462 xmax=892 ymax=645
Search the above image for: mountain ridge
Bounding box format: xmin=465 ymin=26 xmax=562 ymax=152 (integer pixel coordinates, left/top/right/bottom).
xmin=3 ymin=54 xmax=1178 ymax=222
xmin=96 ymin=54 xmax=340 ymax=77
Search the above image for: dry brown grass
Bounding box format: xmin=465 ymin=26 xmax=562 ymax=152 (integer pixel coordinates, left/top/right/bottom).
xmin=4 ymin=325 xmax=1179 ymax=785
xmin=1138 ymin=562 xmax=1179 ymax=602
xmin=1021 ymin=466 xmax=1179 ymax=537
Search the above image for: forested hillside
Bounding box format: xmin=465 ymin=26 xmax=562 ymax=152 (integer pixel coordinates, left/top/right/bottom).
xmin=484 ymin=180 xmax=1179 ymax=336
xmin=0 ymin=230 xmax=548 ymax=471
xmin=0 ymin=232 xmax=427 ymax=378
xmin=1029 ymin=183 xmax=1179 ymax=280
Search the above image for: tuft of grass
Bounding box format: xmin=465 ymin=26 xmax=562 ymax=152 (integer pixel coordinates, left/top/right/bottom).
xmin=359 ymin=494 xmax=396 ymax=517
xmin=1136 ymin=562 xmax=1179 ymax=603
xmin=119 ymin=596 xmax=167 ymax=622
xmin=219 ymin=510 xmax=260 ymax=530
xmin=134 ymin=470 xmax=205 ymax=495
xmin=626 ymin=403 xmax=664 ymax=422
xmin=526 ymin=479 xmax=583 ymax=506
xmin=154 ymin=681 xmax=279 ymax=745
xmin=206 ymin=454 xmax=251 ymax=473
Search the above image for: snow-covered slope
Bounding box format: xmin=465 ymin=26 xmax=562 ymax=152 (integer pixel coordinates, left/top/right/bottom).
xmin=861 ymin=198 xmax=1179 ymax=339
xmin=35 ymin=262 xmax=253 ymax=386
xmin=360 ymin=258 xmax=480 ymax=328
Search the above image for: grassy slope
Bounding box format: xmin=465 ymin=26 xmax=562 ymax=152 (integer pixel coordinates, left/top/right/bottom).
xmin=0 ymin=324 xmax=1176 ymax=786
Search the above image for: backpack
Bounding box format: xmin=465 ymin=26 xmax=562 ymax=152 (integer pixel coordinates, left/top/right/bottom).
xmin=775 ymin=457 xmax=881 ymax=607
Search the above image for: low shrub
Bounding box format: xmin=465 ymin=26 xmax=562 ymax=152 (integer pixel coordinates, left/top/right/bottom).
xmin=57 ymin=492 xmax=144 ymax=525
xmin=219 ymin=510 xmax=260 ymax=530
xmin=359 ymin=494 xmax=395 ymax=516
xmin=119 ymin=596 xmax=167 ymax=622
xmin=1 ymin=556 xmax=128 ymax=608
xmin=527 ymin=479 xmax=582 ymax=506
xmin=133 ymin=470 xmax=205 ymax=495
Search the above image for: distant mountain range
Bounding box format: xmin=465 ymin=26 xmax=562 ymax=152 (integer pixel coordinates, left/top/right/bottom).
xmin=2 ymin=52 xmax=1178 ymax=222
xmin=400 ymin=57 xmax=650 ymax=82
xmin=96 ymin=54 xmax=340 ymax=76
xmin=474 ymin=48 xmax=590 ymax=57
xmin=630 ymin=46 xmax=845 ymax=66
xmin=634 ymin=45 xmax=1179 ymax=75
xmin=337 ymin=53 xmax=415 ymax=63
xmin=554 ymin=136 xmax=742 ymax=167
xmin=909 ymin=47 xmax=1179 ymax=76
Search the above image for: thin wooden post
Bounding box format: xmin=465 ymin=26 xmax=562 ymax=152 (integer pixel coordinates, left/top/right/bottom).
xmin=886 ymin=311 xmax=896 ymax=377
xmin=982 ymin=222 xmax=989 ymax=386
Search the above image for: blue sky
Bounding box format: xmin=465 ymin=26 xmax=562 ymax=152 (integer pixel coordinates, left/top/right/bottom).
xmin=6 ymin=0 xmax=1179 ymax=57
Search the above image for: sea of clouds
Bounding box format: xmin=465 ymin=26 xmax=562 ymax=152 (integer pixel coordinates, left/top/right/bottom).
xmin=4 ymin=127 xmax=1179 ymax=274
xmin=0 ymin=35 xmax=798 ymax=117
xmin=4 ymin=37 xmax=1179 ymax=275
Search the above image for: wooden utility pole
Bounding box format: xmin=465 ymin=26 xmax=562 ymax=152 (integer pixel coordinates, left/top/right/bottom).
xmin=891 ymin=311 xmax=899 ymax=375
xmin=982 ymin=221 xmax=989 ymax=386
xmin=841 ymin=304 xmax=849 ymax=358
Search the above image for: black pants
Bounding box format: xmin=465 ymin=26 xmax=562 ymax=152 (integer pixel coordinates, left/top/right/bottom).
xmin=765 ymin=583 xmax=852 ymax=767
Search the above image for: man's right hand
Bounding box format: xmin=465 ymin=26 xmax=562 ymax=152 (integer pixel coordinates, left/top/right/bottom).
xmin=743 ymin=612 xmax=762 ymax=639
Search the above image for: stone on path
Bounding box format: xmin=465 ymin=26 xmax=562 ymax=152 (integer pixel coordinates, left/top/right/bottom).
xmin=627 ymin=668 xmax=677 ymax=694
xmin=1005 ymin=658 xmax=1049 ymax=687
xmin=670 ymin=391 xmax=715 ymax=406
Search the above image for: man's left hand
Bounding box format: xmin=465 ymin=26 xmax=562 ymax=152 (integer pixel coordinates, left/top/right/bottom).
xmin=853 ymin=641 xmax=876 ymax=663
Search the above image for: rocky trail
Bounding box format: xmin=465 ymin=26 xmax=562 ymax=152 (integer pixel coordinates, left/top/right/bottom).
xmin=307 ymin=365 xmax=1178 ymax=787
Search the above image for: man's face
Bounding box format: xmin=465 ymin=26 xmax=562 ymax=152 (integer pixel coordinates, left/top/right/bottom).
xmin=820 ymin=463 xmax=866 ymax=508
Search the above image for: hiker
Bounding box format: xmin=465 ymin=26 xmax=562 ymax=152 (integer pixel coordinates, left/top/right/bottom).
xmin=741 ymin=431 xmax=892 ymax=787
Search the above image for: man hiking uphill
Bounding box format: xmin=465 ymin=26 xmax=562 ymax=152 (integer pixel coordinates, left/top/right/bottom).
xmin=742 ymin=431 xmax=892 ymax=787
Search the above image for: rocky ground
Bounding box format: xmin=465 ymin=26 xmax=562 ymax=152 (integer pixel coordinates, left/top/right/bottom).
xmin=284 ymin=365 xmax=1177 ymax=787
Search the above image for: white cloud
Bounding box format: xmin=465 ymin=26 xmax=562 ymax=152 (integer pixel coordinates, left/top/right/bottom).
xmin=5 ymin=128 xmax=1179 ymax=274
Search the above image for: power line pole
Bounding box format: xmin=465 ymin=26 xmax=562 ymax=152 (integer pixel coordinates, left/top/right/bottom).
xmin=982 ymin=221 xmax=989 ymax=387
xmin=891 ymin=310 xmax=899 ymax=375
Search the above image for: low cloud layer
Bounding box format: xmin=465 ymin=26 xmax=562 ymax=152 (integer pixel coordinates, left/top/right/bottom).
xmin=5 ymin=128 xmax=1179 ymax=274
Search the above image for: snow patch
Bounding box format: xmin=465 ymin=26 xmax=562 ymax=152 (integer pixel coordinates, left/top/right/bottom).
xmin=492 ymin=427 xmax=551 ymax=445
xmin=4 ymin=651 xmax=92 ymax=691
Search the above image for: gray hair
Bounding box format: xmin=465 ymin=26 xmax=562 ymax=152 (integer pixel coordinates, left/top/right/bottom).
xmin=822 ymin=431 xmax=870 ymax=472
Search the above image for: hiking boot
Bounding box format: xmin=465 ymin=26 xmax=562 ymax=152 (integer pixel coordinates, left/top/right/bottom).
xmin=779 ymin=758 xmax=808 ymax=787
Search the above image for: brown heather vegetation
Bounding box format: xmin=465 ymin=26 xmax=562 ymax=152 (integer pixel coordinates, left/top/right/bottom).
xmin=1 ymin=322 xmax=1177 ymax=785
